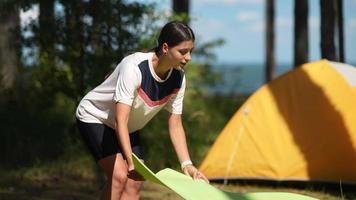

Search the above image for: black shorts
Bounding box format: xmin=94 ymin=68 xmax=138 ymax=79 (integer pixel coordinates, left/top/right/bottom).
xmin=76 ymin=119 xmax=143 ymax=162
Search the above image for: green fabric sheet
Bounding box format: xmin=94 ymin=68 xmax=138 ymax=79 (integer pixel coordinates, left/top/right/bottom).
xmin=132 ymin=154 xmax=318 ymax=200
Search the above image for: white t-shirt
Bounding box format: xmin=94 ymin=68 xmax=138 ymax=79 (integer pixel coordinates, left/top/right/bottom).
xmin=75 ymin=52 xmax=186 ymax=133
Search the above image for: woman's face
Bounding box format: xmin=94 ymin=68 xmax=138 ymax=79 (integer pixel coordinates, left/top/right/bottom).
xmin=166 ymin=40 xmax=194 ymax=71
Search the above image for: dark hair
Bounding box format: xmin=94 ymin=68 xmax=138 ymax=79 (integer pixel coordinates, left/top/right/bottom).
xmin=155 ymin=21 xmax=195 ymax=52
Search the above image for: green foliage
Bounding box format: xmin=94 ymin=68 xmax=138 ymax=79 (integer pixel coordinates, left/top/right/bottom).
xmin=20 ymin=0 xmax=157 ymax=99
xmin=0 ymin=0 xmax=245 ymax=173
xmin=0 ymin=0 xmax=159 ymax=168
xmin=0 ymin=91 xmax=76 ymax=168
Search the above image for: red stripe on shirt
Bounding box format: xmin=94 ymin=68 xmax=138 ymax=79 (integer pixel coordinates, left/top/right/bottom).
xmin=137 ymin=87 xmax=179 ymax=107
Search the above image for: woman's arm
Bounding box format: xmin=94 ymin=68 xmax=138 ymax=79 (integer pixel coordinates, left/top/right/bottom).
xmin=168 ymin=113 xmax=209 ymax=183
xmin=168 ymin=113 xmax=191 ymax=163
xmin=115 ymin=102 xmax=134 ymax=170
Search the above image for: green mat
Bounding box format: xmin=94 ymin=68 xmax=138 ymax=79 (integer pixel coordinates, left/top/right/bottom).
xmin=132 ymin=154 xmax=318 ymax=200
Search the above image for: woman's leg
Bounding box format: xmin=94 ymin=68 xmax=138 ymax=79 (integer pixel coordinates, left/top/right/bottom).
xmin=98 ymin=153 xmax=128 ymax=200
xmin=76 ymin=120 xmax=144 ymax=199
xmin=120 ymin=178 xmax=144 ymax=200
xmin=120 ymin=159 xmax=145 ymax=200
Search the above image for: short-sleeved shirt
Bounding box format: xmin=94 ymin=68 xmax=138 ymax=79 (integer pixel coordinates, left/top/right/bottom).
xmin=75 ymin=52 xmax=186 ymax=133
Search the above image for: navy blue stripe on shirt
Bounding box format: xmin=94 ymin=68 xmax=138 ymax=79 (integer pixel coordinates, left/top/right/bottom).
xmin=138 ymin=60 xmax=184 ymax=102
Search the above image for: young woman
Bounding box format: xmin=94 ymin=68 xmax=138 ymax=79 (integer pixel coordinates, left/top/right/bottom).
xmin=76 ymin=21 xmax=208 ymax=200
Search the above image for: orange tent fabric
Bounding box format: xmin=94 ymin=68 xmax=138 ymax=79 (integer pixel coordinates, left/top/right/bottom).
xmin=199 ymin=60 xmax=356 ymax=184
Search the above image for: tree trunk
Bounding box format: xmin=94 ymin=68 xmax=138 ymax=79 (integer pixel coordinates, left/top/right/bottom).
xmin=294 ymin=0 xmax=309 ymax=68
xmin=39 ymin=0 xmax=55 ymax=59
xmin=335 ymin=0 xmax=344 ymax=62
xmin=0 ymin=10 xmax=20 ymax=89
xmin=172 ymin=0 xmax=189 ymax=15
xmin=172 ymin=0 xmax=190 ymax=24
xmin=265 ymin=0 xmax=275 ymax=82
xmin=63 ymin=1 xmax=86 ymax=99
xmin=320 ymin=0 xmax=336 ymax=61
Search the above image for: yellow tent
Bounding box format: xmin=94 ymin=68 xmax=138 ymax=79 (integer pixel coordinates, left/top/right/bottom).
xmin=199 ymin=60 xmax=356 ymax=184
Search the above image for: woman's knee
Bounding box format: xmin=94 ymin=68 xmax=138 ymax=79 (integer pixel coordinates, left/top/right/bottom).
xmin=111 ymin=169 xmax=128 ymax=187
xmin=98 ymin=154 xmax=128 ymax=187
xmin=131 ymin=180 xmax=144 ymax=190
xmin=125 ymin=180 xmax=144 ymax=194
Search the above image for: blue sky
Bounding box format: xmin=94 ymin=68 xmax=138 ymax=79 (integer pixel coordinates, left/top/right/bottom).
xmin=139 ymin=0 xmax=356 ymax=65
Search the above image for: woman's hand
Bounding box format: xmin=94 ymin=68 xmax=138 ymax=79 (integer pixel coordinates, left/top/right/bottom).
xmin=127 ymin=161 xmax=144 ymax=181
xmin=183 ymin=164 xmax=209 ymax=183
xmin=127 ymin=161 xmax=135 ymax=172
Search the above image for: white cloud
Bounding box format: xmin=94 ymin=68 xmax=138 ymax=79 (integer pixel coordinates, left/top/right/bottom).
xmin=247 ymin=20 xmax=264 ymax=32
xmin=235 ymin=11 xmax=263 ymax=32
xmin=220 ymin=0 xmax=239 ymax=5
xmin=309 ymin=16 xmax=320 ymax=30
xmin=20 ymin=5 xmax=39 ymax=27
xmin=277 ymin=17 xmax=292 ymax=29
xmin=347 ymin=18 xmax=356 ymax=35
xmin=349 ymin=18 xmax=356 ymax=29
xmin=193 ymin=19 xmax=228 ymax=42
xmin=235 ymin=0 xmax=263 ymax=5
xmin=237 ymin=15 xmax=292 ymax=33
xmin=193 ymin=0 xmax=227 ymax=5
xmin=194 ymin=0 xmax=262 ymax=6
xmin=237 ymin=11 xmax=259 ymax=22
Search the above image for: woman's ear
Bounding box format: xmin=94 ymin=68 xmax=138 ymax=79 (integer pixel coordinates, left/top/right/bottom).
xmin=162 ymin=43 xmax=169 ymax=54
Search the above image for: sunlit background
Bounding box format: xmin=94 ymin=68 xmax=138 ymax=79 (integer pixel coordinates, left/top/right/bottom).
xmin=20 ymin=1 xmax=356 ymax=93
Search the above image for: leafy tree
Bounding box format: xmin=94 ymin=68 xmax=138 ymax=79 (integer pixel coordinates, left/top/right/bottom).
xmin=0 ymin=0 xmax=159 ymax=168
xmin=0 ymin=0 xmax=227 ymax=171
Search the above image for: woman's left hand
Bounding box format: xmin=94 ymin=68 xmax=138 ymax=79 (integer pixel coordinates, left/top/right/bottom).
xmin=183 ymin=165 xmax=210 ymax=183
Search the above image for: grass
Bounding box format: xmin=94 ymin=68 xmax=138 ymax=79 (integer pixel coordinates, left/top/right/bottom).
xmin=1 ymin=153 xmax=355 ymax=200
